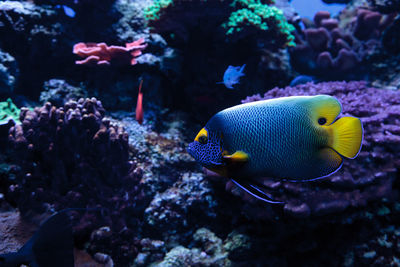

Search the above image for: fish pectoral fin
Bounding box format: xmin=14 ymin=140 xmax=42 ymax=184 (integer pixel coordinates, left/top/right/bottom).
xmin=231 ymin=179 xmax=284 ymax=204
xmin=329 ymin=116 xmax=363 ymax=159
xmin=223 ymin=151 xmax=249 ymax=163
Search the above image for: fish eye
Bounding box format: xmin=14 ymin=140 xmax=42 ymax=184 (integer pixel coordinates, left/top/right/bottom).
xmin=198 ymin=135 xmax=208 ymax=144
xmin=318 ymin=117 xmax=327 ymax=125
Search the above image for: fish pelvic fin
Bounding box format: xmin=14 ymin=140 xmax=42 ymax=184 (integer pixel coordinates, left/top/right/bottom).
xmin=231 ymin=179 xmax=284 ymax=204
xmin=328 ymin=116 xmax=363 ymax=159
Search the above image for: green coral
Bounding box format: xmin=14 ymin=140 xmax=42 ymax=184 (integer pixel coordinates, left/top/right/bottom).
xmin=0 ymin=98 xmax=20 ymax=125
xmin=143 ymin=0 xmax=174 ymax=21
xmin=223 ymin=0 xmax=296 ymax=47
xmin=144 ymin=0 xmax=296 ymax=47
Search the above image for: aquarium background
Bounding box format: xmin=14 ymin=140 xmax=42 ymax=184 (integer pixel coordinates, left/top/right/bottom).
xmin=0 ymin=0 xmax=399 ymax=266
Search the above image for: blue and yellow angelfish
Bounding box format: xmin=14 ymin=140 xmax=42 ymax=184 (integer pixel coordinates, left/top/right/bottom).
xmin=187 ymin=95 xmax=363 ymax=203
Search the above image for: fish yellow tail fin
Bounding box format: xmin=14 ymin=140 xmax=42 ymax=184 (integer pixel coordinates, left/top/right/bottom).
xmin=329 ymin=117 xmax=363 ymax=159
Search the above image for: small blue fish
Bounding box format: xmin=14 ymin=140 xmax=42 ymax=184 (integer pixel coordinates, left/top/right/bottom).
xmin=62 ymin=5 xmax=76 ymax=17
xmin=55 ymin=5 xmax=76 ymax=18
xmin=217 ymin=64 xmax=246 ymax=89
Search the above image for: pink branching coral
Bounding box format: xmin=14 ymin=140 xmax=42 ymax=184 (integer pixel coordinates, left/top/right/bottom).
xmin=72 ymin=38 xmax=147 ymax=66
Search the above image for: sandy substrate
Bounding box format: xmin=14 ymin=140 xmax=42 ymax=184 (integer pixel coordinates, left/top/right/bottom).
xmin=0 ymin=210 xmax=105 ymax=266
xmin=0 ymin=210 xmax=35 ymax=254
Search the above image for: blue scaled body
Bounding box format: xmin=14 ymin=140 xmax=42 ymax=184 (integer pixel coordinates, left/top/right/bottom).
xmin=188 ymin=95 xmax=363 ymax=181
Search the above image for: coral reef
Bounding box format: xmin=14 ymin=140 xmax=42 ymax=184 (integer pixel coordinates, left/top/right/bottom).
xmin=0 ymin=50 xmax=18 ymax=95
xmin=222 ymin=0 xmax=296 ymax=46
xmin=347 ymin=207 xmax=400 ymax=266
xmin=152 ymin=228 xmax=252 ymax=267
xmin=0 ymin=1 xmax=62 ymax=97
xmin=1 ymin=0 xmax=400 ymax=266
xmin=142 ymin=0 xmax=297 ymax=121
xmin=144 ymin=172 xmax=217 ymax=243
xmin=367 ymin=0 xmax=400 ymax=13
xmin=4 ymin=98 xmax=200 ymax=265
xmin=6 ymin=98 xmax=147 ymax=265
xmin=382 ymin=16 xmax=400 ymax=54
xmin=236 ymin=81 xmax=400 ymax=217
xmin=290 ymin=9 xmax=394 ymax=79
xmin=0 ymin=0 xmax=127 ymax=100
xmin=73 ymin=38 xmax=147 ymax=66
xmin=157 ymin=228 xmax=231 ymax=267
xmin=40 ymin=79 xmax=88 ymax=106
xmin=145 ymin=0 xmax=295 ymax=48
xmin=370 ymin=53 xmax=400 ymax=90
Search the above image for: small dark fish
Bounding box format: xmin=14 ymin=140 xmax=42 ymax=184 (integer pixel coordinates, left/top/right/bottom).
xmin=217 ymin=64 xmax=246 ymax=89
xmin=136 ymin=79 xmax=144 ymax=125
xmin=289 ymin=75 xmax=316 ymax=87
xmin=0 ymin=210 xmax=74 ymax=267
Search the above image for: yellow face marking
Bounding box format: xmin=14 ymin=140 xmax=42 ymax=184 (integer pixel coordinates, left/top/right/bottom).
xmin=194 ymin=128 xmax=208 ymax=142
xmin=310 ymin=95 xmax=341 ymax=126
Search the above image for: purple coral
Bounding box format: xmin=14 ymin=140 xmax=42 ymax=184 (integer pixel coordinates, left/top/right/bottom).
xmin=6 ymin=98 xmax=148 ymax=265
xmin=290 ymin=10 xmax=394 ymax=78
xmin=234 ymin=81 xmax=400 ymax=218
